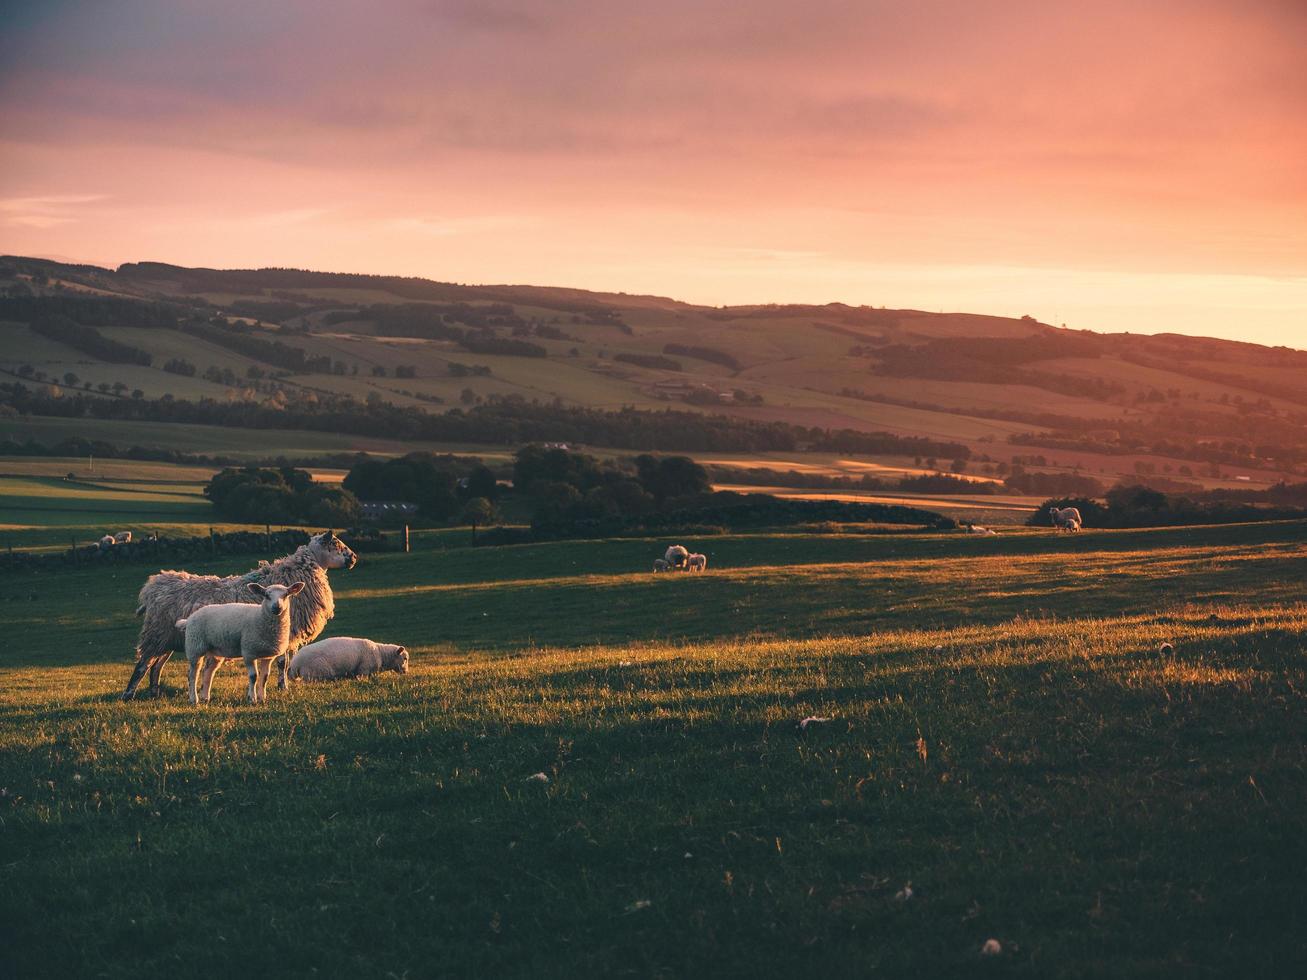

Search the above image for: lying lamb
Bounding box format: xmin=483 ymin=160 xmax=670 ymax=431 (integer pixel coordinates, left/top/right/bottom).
xmin=287 ymin=637 xmax=409 ymax=682
xmin=177 ymin=582 xmax=304 ymax=705
xmin=652 ymin=558 xmax=670 ymax=573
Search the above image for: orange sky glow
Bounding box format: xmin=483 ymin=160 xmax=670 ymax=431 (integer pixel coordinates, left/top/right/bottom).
xmin=1 ymin=1 xmax=1304 ymax=344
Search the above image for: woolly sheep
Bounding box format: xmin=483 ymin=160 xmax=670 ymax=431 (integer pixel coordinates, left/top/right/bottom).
xmin=99 ymin=535 xmax=116 ymax=550
xmin=687 ymin=553 xmax=707 ymax=572
xmin=122 ymin=530 xmax=357 ymax=701
xmin=664 ymin=545 xmax=689 ymax=570
xmin=1050 ymin=506 xmax=1083 ymax=532
xmin=114 ymin=531 xmax=132 ymax=544
xmin=652 ymin=558 xmax=670 ymax=573
xmin=177 ymin=581 xmax=305 ymax=705
xmin=287 ymin=637 xmax=409 ymax=682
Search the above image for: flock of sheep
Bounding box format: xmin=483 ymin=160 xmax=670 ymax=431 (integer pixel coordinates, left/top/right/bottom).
xmin=120 ymin=509 xmax=1085 ymax=705
xmin=122 ymin=530 xmax=407 ymax=706
xmin=653 ymin=544 xmax=707 ymax=573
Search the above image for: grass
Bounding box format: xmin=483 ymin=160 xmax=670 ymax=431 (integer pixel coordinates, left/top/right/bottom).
xmin=3 ymin=521 xmax=1307 ymax=976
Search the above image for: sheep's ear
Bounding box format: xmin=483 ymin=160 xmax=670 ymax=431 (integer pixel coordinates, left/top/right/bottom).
xmin=248 ymin=583 xmax=267 ymax=597
xmin=322 ymin=529 xmax=336 ymax=540
xmin=285 ymin=581 xmax=305 ymax=596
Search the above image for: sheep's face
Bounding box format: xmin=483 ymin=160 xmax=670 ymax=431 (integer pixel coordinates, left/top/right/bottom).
xmin=248 ymin=581 xmax=305 ymax=615
xmin=393 ymin=646 xmax=410 ymax=674
xmin=312 ymin=531 xmax=358 ymax=570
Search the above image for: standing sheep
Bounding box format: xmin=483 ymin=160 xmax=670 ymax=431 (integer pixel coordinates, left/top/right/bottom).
xmin=652 ymin=558 xmax=670 ymax=573
xmin=1050 ymin=506 xmax=1083 ymax=532
xmin=287 ymin=637 xmax=409 ymax=682
xmin=687 ymin=553 xmax=707 ymax=572
xmin=114 ymin=531 xmax=133 ymax=544
xmin=178 ymin=582 xmax=304 ymax=705
xmin=122 ymin=530 xmax=357 ymax=701
xmin=664 ymin=545 xmax=689 ymax=570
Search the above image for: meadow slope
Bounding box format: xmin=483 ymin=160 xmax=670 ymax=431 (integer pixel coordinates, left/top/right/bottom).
xmin=2 ymin=524 xmax=1306 ymax=977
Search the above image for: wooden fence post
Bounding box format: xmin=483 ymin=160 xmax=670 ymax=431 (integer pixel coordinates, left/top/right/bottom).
xmin=266 ymin=523 xmax=271 ymax=552
xmin=71 ymin=538 xmax=78 ymax=565
xmin=210 ymin=527 xmax=216 ymax=555
xmin=403 ymin=524 xmax=411 ymax=554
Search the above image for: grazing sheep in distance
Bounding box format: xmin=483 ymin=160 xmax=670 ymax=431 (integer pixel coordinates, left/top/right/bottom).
xmin=687 ymin=553 xmax=707 ymax=572
xmin=1050 ymin=506 xmax=1083 ymax=532
xmin=114 ymin=531 xmax=132 ymax=544
xmin=122 ymin=530 xmax=358 ymax=701
xmin=664 ymin=545 xmax=689 ymax=570
xmin=288 ymin=637 xmax=409 ymax=682
xmin=98 ymin=534 xmax=116 ymax=550
xmin=177 ymin=581 xmax=304 ymax=705
xmin=653 ymin=558 xmax=670 ymax=573
xmin=966 ymin=524 xmax=998 ymax=536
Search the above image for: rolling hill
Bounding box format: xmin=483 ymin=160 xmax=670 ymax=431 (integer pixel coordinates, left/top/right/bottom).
xmin=4 ymin=254 xmax=1307 ymax=493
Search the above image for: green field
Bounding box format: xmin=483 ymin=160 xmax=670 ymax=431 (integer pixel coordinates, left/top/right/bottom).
xmin=3 ymin=522 xmax=1306 ymax=976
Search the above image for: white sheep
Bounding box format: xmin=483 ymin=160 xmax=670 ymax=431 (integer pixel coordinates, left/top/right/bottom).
xmin=98 ymin=534 xmax=116 ymax=550
xmin=687 ymin=553 xmax=707 ymax=572
xmin=652 ymin=558 xmax=670 ymax=573
xmin=114 ymin=531 xmax=132 ymax=544
xmin=664 ymin=545 xmax=689 ymax=570
xmin=287 ymin=637 xmax=409 ymax=682
xmin=176 ymin=582 xmax=304 ymax=705
xmin=1050 ymin=506 xmax=1083 ymax=532
xmin=123 ymin=530 xmax=357 ymax=701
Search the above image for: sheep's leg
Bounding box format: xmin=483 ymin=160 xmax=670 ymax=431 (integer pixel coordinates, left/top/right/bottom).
xmin=122 ymin=655 xmax=153 ymax=701
xmin=275 ymin=653 xmax=289 ymax=691
xmin=246 ymin=661 xmax=259 ymax=705
xmin=198 ymin=657 xmax=222 ymax=704
xmin=188 ymin=658 xmax=201 ymax=706
xmin=254 ymin=659 xmax=271 ymax=704
xmin=147 ymin=650 xmax=173 ymax=697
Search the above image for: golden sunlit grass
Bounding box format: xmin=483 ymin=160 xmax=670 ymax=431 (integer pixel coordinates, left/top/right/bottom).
xmin=3 ymin=522 xmax=1307 ymax=976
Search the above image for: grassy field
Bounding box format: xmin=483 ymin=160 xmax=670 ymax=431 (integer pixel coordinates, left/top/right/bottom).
xmin=3 ymin=522 xmax=1306 ymax=976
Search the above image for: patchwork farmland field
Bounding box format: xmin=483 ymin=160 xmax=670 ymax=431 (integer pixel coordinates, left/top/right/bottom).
xmin=3 ymin=522 xmax=1306 ymax=976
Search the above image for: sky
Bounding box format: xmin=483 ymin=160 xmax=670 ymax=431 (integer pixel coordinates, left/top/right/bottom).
xmin=1 ymin=0 xmax=1304 ymax=345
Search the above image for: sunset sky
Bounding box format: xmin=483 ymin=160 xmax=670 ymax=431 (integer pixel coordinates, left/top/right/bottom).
xmin=1 ymin=1 xmax=1303 ymax=345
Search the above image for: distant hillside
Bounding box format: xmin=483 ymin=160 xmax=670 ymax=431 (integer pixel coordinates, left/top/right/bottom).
xmin=4 ymin=253 xmax=1307 ymax=491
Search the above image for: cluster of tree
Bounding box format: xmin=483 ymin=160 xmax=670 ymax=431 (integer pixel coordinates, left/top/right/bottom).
xmin=1 ymin=381 xmax=971 ymax=458
xmin=1003 ymin=470 xmax=1104 ymax=497
xmin=513 ymin=446 xmax=710 ymax=530
xmin=0 ymin=434 xmax=410 ymax=472
xmin=1029 ymin=485 xmax=1307 ymax=529
xmin=459 ymin=335 xmax=547 ymax=358
xmin=325 ymin=302 xmax=525 ymax=335
xmin=162 ymin=357 xmax=197 ymax=376
xmin=204 ymin=466 xmax=361 ymax=525
xmin=342 ymin=452 xmax=499 ymax=521
xmin=179 ymin=320 xmax=332 ymax=373
xmin=0 ymin=295 xmax=182 ymax=328
xmin=614 ymin=352 xmax=681 ymax=371
xmin=662 ymin=343 xmax=741 ymax=371
xmin=30 ymin=315 xmax=152 ymax=365
xmin=447 ymin=361 xmax=491 ymax=377
xmin=873 ymin=335 xmax=1124 ymax=400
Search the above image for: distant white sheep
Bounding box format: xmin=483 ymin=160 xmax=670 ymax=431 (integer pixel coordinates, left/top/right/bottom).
xmin=98 ymin=535 xmax=116 ymax=550
xmin=966 ymin=524 xmax=997 ymax=536
xmin=114 ymin=531 xmax=132 ymax=544
xmin=664 ymin=545 xmax=689 ymax=570
xmin=176 ymin=581 xmax=304 ymax=705
xmin=287 ymin=637 xmax=409 ymax=682
xmin=687 ymin=553 xmax=707 ymax=572
xmin=652 ymin=558 xmax=670 ymax=573
xmin=1050 ymin=506 xmax=1083 ymax=532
